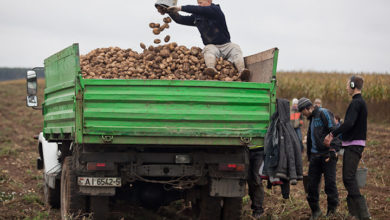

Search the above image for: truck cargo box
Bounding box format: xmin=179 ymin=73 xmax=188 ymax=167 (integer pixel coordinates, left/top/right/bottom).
xmin=43 ymin=44 xmax=278 ymax=146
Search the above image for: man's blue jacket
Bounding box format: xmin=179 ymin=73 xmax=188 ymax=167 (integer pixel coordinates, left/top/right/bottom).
xmin=307 ymin=106 xmax=337 ymax=159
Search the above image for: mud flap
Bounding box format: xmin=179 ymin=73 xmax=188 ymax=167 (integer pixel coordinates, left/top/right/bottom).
xmin=210 ymin=178 xmax=245 ymax=197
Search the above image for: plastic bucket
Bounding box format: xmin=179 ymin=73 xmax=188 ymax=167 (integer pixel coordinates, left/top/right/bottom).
xmin=155 ymin=0 xmax=178 ymax=8
xmin=356 ymin=167 xmax=368 ymax=188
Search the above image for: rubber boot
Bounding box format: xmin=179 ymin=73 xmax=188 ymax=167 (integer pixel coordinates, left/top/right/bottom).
xmin=326 ymin=206 xmax=337 ymax=217
xmin=252 ymin=209 xmax=263 ymax=219
xmin=233 ymin=58 xmax=251 ymax=81
xmin=204 ymin=53 xmax=217 ymax=69
xmin=308 ymin=202 xmax=322 ymax=220
xmin=239 ymin=69 xmax=251 ymax=81
xmin=203 ymin=67 xmax=218 ymax=77
xmin=355 ymin=196 xmax=371 ymax=220
xmin=347 ymin=196 xmax=359 ymax=217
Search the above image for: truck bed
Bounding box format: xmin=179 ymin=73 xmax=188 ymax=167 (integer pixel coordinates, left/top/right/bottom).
xmin=43 ymin=44 xmax=278 ymax=146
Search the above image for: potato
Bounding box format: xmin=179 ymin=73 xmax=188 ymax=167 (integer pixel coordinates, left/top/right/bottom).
xmin=164 ymin=35 xmax=171 ymax=43
xmin=160 ymin=23 xmax=169 ymax=32
xmin=160 ymin=49 xmax=170 ymax=58
xmin=153 ymin=28 xmax=160 ymax=35
xmin=163 ymin=17 xmax=172 ymax=23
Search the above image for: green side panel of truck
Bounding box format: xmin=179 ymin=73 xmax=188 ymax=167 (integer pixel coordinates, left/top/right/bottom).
xmin=43 ymin=44 xmax=277 ymax=146
xmin=43 ymin=44 xmax=80 ymax=140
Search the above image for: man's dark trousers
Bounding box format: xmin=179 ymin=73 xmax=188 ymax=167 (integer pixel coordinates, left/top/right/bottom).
xmin=307 ymin=154 xmax=339 ymax=210
xmin=248 ymin=150 xmax=264 ymax=214
xmin=343 ymin=146 xmax=364 ymax=197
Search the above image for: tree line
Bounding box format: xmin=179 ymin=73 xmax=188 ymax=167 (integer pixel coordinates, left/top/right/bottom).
xmin=0 ymin=68 xmax=45 ymax=81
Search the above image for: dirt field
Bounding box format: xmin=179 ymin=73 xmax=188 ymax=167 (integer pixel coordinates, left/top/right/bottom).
xmin=0 ymin=79 xmax=389 ymax=219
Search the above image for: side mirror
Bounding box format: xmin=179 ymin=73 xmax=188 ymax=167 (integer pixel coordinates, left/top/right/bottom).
xmin=26 ymin=70 xmax=38 ymax=107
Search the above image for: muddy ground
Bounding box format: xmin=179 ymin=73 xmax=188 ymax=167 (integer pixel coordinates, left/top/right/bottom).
xmin=0 ymin=79 xmax=389 ymax=219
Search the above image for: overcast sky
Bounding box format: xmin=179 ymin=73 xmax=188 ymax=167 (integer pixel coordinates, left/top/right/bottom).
xmin=0 ymin=0 xmax=389 ymax=73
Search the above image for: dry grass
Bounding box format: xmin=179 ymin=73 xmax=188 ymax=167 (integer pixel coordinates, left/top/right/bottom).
xmin=277 ymin=71 xmax=390 ymax=123
xmin=0 ymin=75 xmax=389 ymax=219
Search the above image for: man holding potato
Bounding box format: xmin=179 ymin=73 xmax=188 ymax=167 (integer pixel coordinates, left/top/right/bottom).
xmin=156 ymin=0 xmax=251 ymax=81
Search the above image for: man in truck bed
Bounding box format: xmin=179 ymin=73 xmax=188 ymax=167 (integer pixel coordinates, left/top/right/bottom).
xmin=159 ymin=0 xmax=251 ymax=81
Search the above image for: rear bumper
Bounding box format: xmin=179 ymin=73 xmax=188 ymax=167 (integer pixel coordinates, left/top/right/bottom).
xmin=78 ymin=148 xmax=249 ymax=179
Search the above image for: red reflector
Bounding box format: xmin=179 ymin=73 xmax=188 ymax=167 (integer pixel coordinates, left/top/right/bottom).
xmin=219 ymin=163 xmax=245 ymax=172
xmin=228 ymin=164 xmax=237 ymax=168
xmin=96 ymin=163 xmax=106 ymax=167
xmin=87 ymin=162 xmax=107 ymax=170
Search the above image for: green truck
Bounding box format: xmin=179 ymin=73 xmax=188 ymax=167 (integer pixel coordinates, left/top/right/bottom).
xmin=26 ymin=44 xmax=278 ymax=219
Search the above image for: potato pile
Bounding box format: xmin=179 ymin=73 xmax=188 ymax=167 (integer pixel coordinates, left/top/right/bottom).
xmin=80 ymin=17 xmax=241 ymax=81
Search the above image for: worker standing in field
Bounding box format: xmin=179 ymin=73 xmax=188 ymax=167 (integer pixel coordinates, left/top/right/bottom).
xmin=157 ymin=0 xmax=251 ymax=81
xmin=326 ymin=76 xmax=371 ymax=220
xmin=314 ymin=98 xmax=322 ymax=108
xmin=290 ymin=98 xmax=304 ymax=152
xmin=298 ymin=98 xmax=339 ymax=220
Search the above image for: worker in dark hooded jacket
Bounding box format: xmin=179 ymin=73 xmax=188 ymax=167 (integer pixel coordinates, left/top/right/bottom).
xmin=157 ymin=0 xmax=251 ymax=81
xmin=298 ymin=98 xmax=339 ymax=220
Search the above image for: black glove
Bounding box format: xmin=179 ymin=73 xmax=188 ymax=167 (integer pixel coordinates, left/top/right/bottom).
xmin=325 ymin=150 xmax=337 ymax=162
xmin=330 ymin=150 xmax=338 ymax=161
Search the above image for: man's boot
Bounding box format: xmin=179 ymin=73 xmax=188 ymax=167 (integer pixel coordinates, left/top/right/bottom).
xmin=203 ymin=53 xmax=218 ymax=77
xmin=355 ymin=196 xmax=371 ymax=220
xmin=239 ymin=69 xmax=251 ymax=81
xmin=326 ymin=206 xmax=337 ymax=217
xmin=308 ymin=202 xmax=322 ymax=220
xmin=347 ymin=196 xmax=359 ymax=217
xmin=233 ymin=59 xmax=251 ymax=81
xmin=252 ymin=209 xmax=263 ymax=219
xmin=204 ymin=67 xmax=218 ymax=77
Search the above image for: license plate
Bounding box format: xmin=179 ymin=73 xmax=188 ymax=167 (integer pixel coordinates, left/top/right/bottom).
xmin=78 ymin=177 xmax=121 ymax=187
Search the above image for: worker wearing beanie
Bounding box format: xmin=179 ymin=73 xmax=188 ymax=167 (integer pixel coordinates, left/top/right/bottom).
xmin=156 ymin=0 xmax=251 ymax=81
xmin=290 ymin=98 xmax=304 ymax=152
xmin=326 ymin=76 xmax=371 ymax=220
xmin=298 ymin=98 xmax=339 ymax=219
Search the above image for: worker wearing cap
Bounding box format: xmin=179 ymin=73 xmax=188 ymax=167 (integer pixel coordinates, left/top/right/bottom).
xmin=298 ymin=98 xmax=339 ymax=219
xmin=314 ymin=98 xmax=322 ymax=108
xmin=157 ymin=0 xmax=251 ymax=81
xmin=326 ymin=76 xmax=371 ymax=220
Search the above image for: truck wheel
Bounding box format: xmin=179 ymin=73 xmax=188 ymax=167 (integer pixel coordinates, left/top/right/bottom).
xmin=198 ymin=186 xmax=222 ymax=220
xmin=89 ymin=196 xmax=109 ymax=220
xmin=60 ymin=157 xmax=86 ymax=219
xmin=222 ymin=197 xmax=242 ymax=220
xmin=43 ymin=177 xmax=60 ymax=208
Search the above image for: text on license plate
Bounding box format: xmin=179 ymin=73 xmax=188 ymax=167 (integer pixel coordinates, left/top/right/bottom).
xmin=78 ymin=177 xmax=121 ymax=187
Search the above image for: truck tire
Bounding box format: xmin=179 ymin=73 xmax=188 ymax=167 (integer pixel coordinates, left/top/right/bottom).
xmin=60 ymin=156 xmax=86 ymax=219
xmin=89 ymin=196 xmax=109 ymax=220
xmin=198 ymin=186 xmax=222 ymax=220
xmin=43 ymin=178 xmax=60 ymax=208
xmin=222 ymin=197 xmax=242 ymax=220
